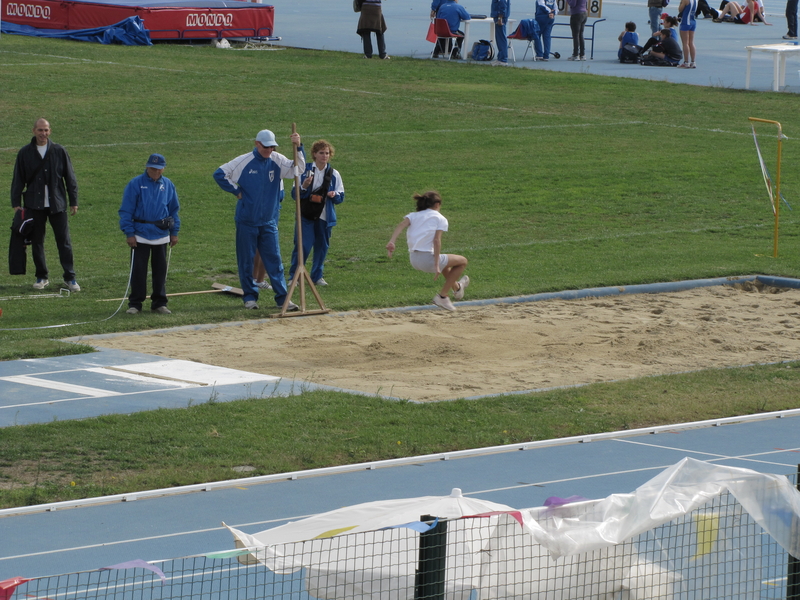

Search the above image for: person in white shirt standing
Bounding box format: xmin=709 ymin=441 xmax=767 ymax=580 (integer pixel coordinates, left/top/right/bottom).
xmin=386 ymin=190 xmax=469 ymax=311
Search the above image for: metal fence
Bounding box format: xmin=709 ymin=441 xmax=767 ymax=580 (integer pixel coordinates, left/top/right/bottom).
xmin=12 ymin=471 xmax=800 ymax=600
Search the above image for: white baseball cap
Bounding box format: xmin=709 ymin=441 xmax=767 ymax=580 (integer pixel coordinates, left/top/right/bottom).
xmin=255 ymin=130 xmax=278 ymax=147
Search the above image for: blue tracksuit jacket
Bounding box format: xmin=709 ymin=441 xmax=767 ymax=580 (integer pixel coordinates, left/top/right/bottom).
xmin=119 ymin=171 xmax=180 ymax=241
xmin=213 ymin=147 xmax=304 ymax=226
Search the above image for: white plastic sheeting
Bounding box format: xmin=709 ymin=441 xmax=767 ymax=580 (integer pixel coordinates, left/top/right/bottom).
xmin=223 ymin=458 xmax=800 ymax=600
xmin=521 ymin=457 xmax=800 ymax=559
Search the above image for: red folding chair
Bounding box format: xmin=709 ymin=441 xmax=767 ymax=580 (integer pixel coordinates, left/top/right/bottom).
xmin=430 ymin=18 xmax=464 ymax=60
xmin=508 ymin=22 xmax=535 ymax=62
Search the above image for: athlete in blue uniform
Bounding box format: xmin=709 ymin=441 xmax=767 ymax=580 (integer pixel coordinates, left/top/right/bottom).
xmin=678 ymin=0 xmax=698 ymax=67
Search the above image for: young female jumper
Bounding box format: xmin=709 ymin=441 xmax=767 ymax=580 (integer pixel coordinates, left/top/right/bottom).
xmin=386 ymin=190 xmax=469 ymax=311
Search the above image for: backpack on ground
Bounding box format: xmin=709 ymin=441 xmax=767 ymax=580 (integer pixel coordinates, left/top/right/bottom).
xmin=620 ymin=43 xmax=642 ymax=63
xmin=471 ymin=39 xmax=494 ymax=61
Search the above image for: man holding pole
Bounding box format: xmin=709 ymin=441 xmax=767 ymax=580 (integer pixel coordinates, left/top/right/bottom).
xmin=213 ymin=129 xmax=304 ymax=310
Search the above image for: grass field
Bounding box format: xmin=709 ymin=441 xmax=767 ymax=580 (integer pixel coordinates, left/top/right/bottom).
xmin=1 ymin=36 xmax=799 ymax=507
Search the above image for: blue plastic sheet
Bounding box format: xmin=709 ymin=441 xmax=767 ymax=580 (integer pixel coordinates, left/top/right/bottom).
xmin=0 ymin=16 xmax=152 ymax=45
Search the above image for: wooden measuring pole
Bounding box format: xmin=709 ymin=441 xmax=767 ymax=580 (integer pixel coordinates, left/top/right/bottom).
xmin=275 ymin=123 xmax=329 ymax=318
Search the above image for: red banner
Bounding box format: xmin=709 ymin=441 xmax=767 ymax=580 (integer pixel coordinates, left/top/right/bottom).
xmin=2 ymin=0 xmax=275 ymax=39
xmin=0 ymin=578 xmax=31 ymax=600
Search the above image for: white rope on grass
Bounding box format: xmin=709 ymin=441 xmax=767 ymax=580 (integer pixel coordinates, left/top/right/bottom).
xmin=0 ymin=249 xmax=135 ymax=332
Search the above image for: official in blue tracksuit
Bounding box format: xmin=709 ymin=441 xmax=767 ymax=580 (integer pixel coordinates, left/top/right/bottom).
xmin=119 ymin=153 xmax=180 ymax=315
xmin=289 ymin=140 xmax=345 ymax=286
xmin=430 ymin=0 xmax=454 ymax=17
xmin=491 ymin=0 xmax=511 ymax=64
xmin=213 ymin=129 xmax=304 ymax=310
xmin=534 ymin=0 xmax=558 ymax=59
xmin=435 ymin=0 xmax=471 ymax=57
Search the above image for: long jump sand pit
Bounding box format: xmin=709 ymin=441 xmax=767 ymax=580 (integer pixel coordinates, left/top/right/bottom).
xmin=92 ymin=283 xmax=800 ymax=401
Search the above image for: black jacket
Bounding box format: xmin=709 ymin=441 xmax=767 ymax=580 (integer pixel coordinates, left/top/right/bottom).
xmin=10 ymin=137 xmax=78 ymax=213
xmin=8 ymin=208 xmax=34 ymax=275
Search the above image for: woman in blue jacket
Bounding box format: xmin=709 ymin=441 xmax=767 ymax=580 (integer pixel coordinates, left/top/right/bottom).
xmin=289 ymin=140 xmax=345 ymax=287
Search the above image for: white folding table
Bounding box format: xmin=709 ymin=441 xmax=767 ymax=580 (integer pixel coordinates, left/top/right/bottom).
xmin=462 ymin=17 xmax=515 ymax=59
xmin=745 ymin=43 xmax=800 ymax=91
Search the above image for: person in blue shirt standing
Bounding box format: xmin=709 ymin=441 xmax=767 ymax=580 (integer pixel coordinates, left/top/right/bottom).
xmin=534 ymin=0 xmax=558 ymax=60
xmin=119 ymin=153 xmax=180 ymax=315
xmin=435 ymin=0 xmax=471 ymax=58
xmin=491 ymin=0 xmax=511 ymax=64
xmin=213 ymin=129 xmax=305 ymax=311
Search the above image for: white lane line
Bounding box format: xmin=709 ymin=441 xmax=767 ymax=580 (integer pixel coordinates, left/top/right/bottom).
xmin=106 ymin=360 xmax=280 ymax=386
xmin=88 ymin=367 xmax=204 ymax=388
xmin=0 ymin=375 xmax=121 ymax=398
xmin=0 ymin=388 xmax=204 ymax=410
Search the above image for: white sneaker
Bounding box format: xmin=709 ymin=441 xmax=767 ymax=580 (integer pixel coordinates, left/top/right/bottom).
xmin=152 ymin=306 xmax=171 ymax=314
xmin=64 ymin=279 xmax=81 ymax=292
xmin=453 ymin=275 xmax=470 ymax=300
xmin=126 ymin=307 xmax=140 ymax=315
xmin=255 ymin=280 xmax=272 ymax=290
xmin=33 ymin=278 xmax=49 ymax=290
xmin=314 ymin=278 xmax=328 ymax=286
xmin=285 ymin=301 xmax=300 ymax=312
xmin=244 ymin=300 xmax=259 ymax=309
xmin=433 ymin=294 xmax=456 ymax=311
xmin=567 ymin=55 xmax=579 ymax=61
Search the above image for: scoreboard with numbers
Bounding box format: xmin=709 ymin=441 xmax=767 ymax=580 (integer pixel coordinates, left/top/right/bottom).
xmin=556 ymin=0 xmax=602 ymax=18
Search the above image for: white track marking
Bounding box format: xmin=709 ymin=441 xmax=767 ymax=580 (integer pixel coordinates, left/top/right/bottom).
xmin=0 ymin=375 xmax=121 ymax=397
xmin=102 ymin=360 xmax=279 ymax=385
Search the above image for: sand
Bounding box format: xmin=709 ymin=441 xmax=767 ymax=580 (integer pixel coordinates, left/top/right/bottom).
xmin=90 ymin=283 xmax=800 ymax=401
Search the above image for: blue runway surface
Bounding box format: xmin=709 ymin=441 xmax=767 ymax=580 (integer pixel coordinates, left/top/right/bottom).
xmin=1 ymin=409 xmax=799 ymax=579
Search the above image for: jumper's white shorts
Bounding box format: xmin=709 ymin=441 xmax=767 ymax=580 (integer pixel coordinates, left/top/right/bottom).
xmin=410 ymin=251 xmax=449 ymax=274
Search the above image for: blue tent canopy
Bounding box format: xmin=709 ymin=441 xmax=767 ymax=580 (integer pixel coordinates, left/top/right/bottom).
xmin=0 ymin=16 xmax=152 ymax=45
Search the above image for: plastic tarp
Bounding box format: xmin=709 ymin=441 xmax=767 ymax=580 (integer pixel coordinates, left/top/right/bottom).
xmin=224 ymin=459 xmax=800 ymax=600
xmin=521 ymin=456 xmax=800 ymax=559
xmin=0 ymin=16 xmax=152 ymax=45
xmin=224 ymin=489 xmax=518 ymax=599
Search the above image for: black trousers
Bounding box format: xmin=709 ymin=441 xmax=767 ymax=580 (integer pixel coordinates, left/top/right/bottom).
xmin=788 ymin=0 xmax=798 ymax=37
xmin=129 ymin=243 xmax=168 ymax=311
xmin=361 ymin=30 xmax=387 ymax=58
xmin=434 ymin=33 xmax=464 ymax=57
xmin=570 ymin=12 xmax=587 ymax=57
xmin=30 ymin=208 xmax=75 ymax=281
